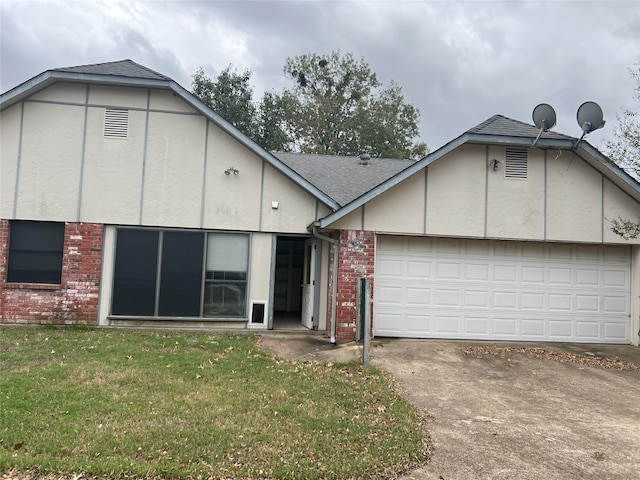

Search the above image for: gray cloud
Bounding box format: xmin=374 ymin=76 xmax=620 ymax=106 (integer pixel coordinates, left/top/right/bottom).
xmin=2 ymin=0 xmax=638 ymax=151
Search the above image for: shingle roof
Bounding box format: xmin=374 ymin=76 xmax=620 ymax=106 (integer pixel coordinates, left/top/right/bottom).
xmin=273 ymin=152 xmax=415 ymax=206
xmin=53 ymin=59 xmax=171 ymax=81
xmin=468 ymin=114 xmax=576 ymax=141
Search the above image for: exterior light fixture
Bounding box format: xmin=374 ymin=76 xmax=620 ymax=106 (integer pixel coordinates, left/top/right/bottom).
xmin=225 ymin=167 xmax=239 ymax=175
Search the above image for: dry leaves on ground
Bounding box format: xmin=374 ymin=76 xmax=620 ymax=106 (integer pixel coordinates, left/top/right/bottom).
xmin=463 ymin=345 xmax=640 ymax=371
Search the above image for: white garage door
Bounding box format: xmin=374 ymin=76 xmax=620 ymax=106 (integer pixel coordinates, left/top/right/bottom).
xmin=374 ymin=236 xmax=631 ymax=343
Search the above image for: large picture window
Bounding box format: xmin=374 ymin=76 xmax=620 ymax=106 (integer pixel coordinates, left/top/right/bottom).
xmin=7 ymin=221 xmax=65 ymax=284
xmin=111 ymin=228 xmax=249 ymax=319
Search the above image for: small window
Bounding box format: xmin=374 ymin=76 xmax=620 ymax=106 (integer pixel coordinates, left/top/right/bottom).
xmin=7 ymin=221 xmax=65 ymax=284
xmin=104 ymin=108 xmax=129 ymax=138
xmin=505 ymin=148 xmax=528 ymax=179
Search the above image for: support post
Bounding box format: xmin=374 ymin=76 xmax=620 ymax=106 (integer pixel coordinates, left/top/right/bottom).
xmin=359 ymin=277 xmax=371 ymax=366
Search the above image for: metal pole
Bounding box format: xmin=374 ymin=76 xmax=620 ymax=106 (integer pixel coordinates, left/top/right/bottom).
xmin=363 ymin=279 xmax=371 ymax=367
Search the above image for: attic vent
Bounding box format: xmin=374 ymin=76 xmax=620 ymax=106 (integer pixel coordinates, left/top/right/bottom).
xmin=505 ymin=148 xmax=528 ymax=179
xmin=104 ymin=108 xmax=129 ymax=138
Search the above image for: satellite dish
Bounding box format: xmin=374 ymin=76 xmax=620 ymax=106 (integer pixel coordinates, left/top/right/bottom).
xmin=532 ymin=103 xmax=557 ymax=131
xmin=531 ymin=103 xmax=556 ymax=147
xmin=573 ymin=101 xmax=605 ymax=148
xmin=576 ymin=101 xmax=605 ymax=133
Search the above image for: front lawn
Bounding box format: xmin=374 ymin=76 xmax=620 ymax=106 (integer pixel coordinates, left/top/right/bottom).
xmin=0 ymin=327 xmax=429 ymax=479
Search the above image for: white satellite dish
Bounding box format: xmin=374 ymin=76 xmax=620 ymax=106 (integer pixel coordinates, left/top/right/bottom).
xmin=573 ymin=101 xmax=605 ymax=148
xmin=531 ymin=103 xmax=556 ymax=147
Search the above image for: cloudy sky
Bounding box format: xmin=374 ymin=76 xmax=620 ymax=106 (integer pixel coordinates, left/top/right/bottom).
xmin=1 ymin=0 xmax=638 ymax=151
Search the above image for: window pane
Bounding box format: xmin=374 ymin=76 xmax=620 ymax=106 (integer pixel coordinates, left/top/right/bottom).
xmin=204 ymin=233 xmax=249 ymax=317
xmin=203 ymin=282 xmax=246 ymax=316
xmin=111 ymin=229 xmax=158 ymax=316
xmin=158 ymin=231 xmax=204 ymax=317
xmin=7 ymin=221 xmax=65 ymax=283
xmin=207 ymin=234 xmax=249 ymax=271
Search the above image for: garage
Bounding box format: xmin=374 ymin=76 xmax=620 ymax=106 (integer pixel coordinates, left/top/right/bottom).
xmin=374 ymin=235 xmax=631 ymax=343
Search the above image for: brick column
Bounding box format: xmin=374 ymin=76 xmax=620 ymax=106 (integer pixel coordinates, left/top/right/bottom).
xmin=333 ymin=230 xmax=375 ymax=341
xmin=0 ymin=221 xmax=104 ymax=325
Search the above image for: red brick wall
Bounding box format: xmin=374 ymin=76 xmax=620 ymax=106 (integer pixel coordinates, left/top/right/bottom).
xmin=0 ymin=220 xmax=104 ymax=325
xmin=332 ymin=229 xmax=375 ymax=341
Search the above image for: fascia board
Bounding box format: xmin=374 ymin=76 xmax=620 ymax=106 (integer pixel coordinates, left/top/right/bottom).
xmin=318 ymin=134 xmax=469 ymax=228
xmin=1 ymin=71 xmax=172 ymax=110
xmin=465 ymin=133 xmax=577 ymax=149
xmin=578 ymin=142 xmax=640 ymax=196
xmin=469 ymin=134 xmax=639 ymax=197
xmin=1 ymin=71 xmax=55 ymax=110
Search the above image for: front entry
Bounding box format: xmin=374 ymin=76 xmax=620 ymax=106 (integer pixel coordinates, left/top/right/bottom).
xmin=272 ymin=236 xmax=315 ymax=330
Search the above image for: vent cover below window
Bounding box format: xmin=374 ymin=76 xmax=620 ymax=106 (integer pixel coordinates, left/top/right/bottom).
xmin=505 ymin=148 xmax=528 ymax=179
xmin=104 ymin=108 xmax=129 ymax=138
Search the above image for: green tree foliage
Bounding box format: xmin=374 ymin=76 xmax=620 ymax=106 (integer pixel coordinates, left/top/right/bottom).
xmin=606 ymin=59 xmax=640 ymax=239
xmin=191 ymin=52 xmax=427 ymax=159
xmin=276 ymin=52 xmax=427 ymax=159
xmin=192 ymin=66 xmax=288 ymax=151
xmin=192 ymin=65 xmax=257 ymax=138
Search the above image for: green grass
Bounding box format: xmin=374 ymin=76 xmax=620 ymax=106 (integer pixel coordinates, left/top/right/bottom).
xmin=0 ymin=327 xmax=429 ymax=479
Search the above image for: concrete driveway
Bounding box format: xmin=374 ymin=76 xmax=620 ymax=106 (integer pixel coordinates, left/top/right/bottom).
xmin=372 ymin=340 xmax=640 ymax=480
xmin=259 ymin=334 xmax=640 ymax=480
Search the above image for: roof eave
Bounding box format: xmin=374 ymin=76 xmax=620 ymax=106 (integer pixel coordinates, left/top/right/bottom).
xmin=0 ymin=71 xmax=175 ymax=110
xmin=578 ymin=142 xmax=640 ymax=195
xmin=465 ymin=133 xmax=577 ymax=149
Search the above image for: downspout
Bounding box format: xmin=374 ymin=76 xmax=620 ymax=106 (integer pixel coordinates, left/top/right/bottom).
xmin=312 ymin=225 xmax=339 ymax=345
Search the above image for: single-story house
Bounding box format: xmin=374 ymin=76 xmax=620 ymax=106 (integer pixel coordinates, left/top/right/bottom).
xmin=1 ymin=60 xmax=639 ymax=345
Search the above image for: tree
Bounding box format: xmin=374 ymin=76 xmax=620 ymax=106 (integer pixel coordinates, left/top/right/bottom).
xmin=606 ymin=59 xmax=640 ymax=178
xmin=606 ymin=59 xmax=640 ymax=239
xmin=275 ymin=51 xmax=427 ymax=159
xmin=192 ymin=65 xmax=257 ymax=138
xmin=191 ymin=52 xmax=427 ymax=159
xmin=192 ymin=66 xmax=288 ymax=151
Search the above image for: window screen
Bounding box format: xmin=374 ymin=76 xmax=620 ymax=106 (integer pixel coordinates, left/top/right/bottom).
xmin=204 ymin=233 xmax=249 ymax=317
xmin=7 ymin=221 xmax=65 ymax=284
xmin=111 ymin=229 xmax=159 ymax=316
xmin=111 ymin=228 xmax=249 ymax=319
xmin=158 ymin=231 xmax=205 ymax=317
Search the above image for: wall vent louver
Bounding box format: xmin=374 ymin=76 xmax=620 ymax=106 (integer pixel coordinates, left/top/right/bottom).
xmin=505 ymin=148 xmax=528 ymax=179
xmin=104 ymin=108 xmax=129 ymax=138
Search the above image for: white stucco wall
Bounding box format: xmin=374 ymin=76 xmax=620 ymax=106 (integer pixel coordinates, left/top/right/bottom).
xmin=0 ymin=104 xmax=20 ymax=218
xmin=326 ymin=144 xmax=639 ymax=246
xmin=248 ymin=232 xmax=274 ymax=321
xmin=15 ymin=102 xmax=84 ymax=220
xmin=1 ymin=82 xmax=324 ymax=233
xmin=486 ymin=146 xmax=545 ymax=240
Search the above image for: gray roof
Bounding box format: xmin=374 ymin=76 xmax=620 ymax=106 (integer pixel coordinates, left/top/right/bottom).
xmin=273 ymin=152 xmax=415 ymax=206
xmin=53 ymin=59 xmax=171 ymax=81
xmin=468 ymin=114 xmax=576 ymax=141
